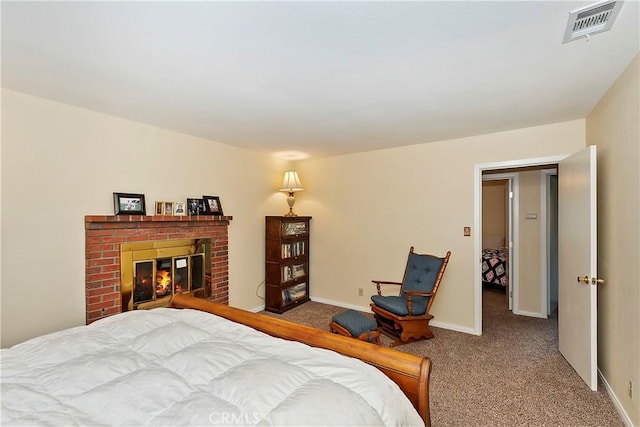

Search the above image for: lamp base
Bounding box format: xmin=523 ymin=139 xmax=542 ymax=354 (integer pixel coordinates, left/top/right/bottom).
xmin=284 ymin=192 xmax=298 ymax=217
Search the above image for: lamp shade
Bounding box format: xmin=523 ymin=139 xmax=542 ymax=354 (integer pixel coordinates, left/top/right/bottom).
xmin=279 ymin=171 xmax=304 ymax=192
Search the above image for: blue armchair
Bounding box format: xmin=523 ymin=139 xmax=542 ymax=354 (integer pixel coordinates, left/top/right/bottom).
xmin=370 ymin=247 xmax=451 ymax=346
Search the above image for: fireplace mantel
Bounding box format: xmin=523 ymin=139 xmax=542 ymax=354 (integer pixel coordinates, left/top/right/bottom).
xmin=85 ymin=215 xmax=232 ymax=324
xmin=85 ymin=215 xmax=233 ymax=225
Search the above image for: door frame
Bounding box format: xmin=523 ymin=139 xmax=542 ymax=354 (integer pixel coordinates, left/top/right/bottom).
xmin=481 ymin=173 xmax=517 ymax=312
xmin=473 ymin=155 xmax=568 ymax=335
xmin=541 ymin=169 xmax=559 ymax=317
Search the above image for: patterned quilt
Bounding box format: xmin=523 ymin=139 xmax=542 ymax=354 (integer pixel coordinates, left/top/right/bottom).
xmin=482 ymin=248 xmax=508 ymax=287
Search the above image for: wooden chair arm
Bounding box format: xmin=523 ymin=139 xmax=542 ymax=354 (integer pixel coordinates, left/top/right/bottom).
xmin=403 ymin=290 xmax=434 ymax=297
xmin=403 ymin=291 xmax=434 ymax=315
xmin=372 ymin=280 xmax=402 ymax=285
xmin=372 ymin=280 xmax=402 ymax=295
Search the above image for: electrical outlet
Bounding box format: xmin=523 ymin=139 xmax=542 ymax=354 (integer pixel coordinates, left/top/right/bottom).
xmin=629 ymin=380 xmax=633 ymax=398
xmin=358 ymin=288 xmax=363 ymax=296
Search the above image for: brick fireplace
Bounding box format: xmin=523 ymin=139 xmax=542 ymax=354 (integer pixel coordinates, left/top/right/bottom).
xmin=85 ymin=215 xmax=232 ymax=324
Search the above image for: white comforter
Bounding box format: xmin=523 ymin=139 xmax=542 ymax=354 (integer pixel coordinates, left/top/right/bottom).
xmin=2 ymin=308 xmax=423 ymax=426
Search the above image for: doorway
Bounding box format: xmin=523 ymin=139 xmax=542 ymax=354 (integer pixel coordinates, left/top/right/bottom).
xmin=473 ymin=156 xmax=565 ymax=335
xmin=481 ymin=175 xmax=515 ymax=311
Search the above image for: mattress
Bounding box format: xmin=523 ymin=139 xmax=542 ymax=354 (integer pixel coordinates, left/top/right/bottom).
xmin=1 ymin=308 xmax=423 ymax=426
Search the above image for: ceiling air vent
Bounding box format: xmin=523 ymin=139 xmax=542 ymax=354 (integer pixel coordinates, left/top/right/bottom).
xmin=562 ymin=0 xmax=623 ymax=43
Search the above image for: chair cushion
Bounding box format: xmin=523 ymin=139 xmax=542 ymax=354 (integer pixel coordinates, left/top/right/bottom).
xmin=370 ymin=295 xmax=429 ymax=316
xmin=401 ymin=253 xmax=444 ymax=294
xmin=331 ymin=310 xmax=378 ymax=337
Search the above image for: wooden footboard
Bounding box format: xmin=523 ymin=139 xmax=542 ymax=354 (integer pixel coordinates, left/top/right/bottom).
xmin=171 ymin=294 xmax=431 ymax=426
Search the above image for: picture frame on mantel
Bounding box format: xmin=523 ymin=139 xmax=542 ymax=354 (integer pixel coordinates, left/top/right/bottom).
xmin=203 ymin=195 xmax=224 ymax=216
xmin=113 ymin=192 xmax=146 ymax=215
xmin=187 ymin=198 xmax=205 ymax=216
xmin=174 ymin=202 xmax=186 ymax=216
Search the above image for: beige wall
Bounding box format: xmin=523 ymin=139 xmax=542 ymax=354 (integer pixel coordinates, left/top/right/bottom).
xmin=482 ymin=180 xmax=507 ymax=249
xmin=297 ymin=120 xmax=585 ymax=331
xmin=1 ymin=89 xmax=286 ymax=347
xmin=517 ymin=171 xmax=543 ymax=314
xmin=587 ymin=55 xmax=639 ymax=425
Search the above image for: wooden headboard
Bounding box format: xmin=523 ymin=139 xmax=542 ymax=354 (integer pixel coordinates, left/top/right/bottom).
xmin=170 ymin=294 xmax=432 ymax=426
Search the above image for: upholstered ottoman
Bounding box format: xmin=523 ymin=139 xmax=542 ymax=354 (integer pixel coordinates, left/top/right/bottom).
xmin=329 ymin=309 xmax=381 ymax=345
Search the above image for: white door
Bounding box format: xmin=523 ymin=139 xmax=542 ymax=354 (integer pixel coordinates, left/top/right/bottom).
xmin=558 ymin=145 xmax=599 ymax=391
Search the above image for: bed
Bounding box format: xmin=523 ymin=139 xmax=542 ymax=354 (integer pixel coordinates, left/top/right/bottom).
xmin=481 ymin=247 xmax=508 ymax=287
xmin=1 ymin=294 xmax=431 ymax=426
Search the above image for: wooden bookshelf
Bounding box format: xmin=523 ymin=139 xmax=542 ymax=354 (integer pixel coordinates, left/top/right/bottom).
xmin=265 ymin=216 xmax=311 ymax=313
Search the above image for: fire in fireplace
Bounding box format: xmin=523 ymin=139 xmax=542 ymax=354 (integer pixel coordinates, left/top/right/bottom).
xmin=121 ymin=239 xmax=210 ymax=311
xmin=132 ymin=255 xmax=205 ymax=305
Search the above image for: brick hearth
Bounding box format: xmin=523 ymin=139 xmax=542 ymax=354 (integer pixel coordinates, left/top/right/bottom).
xmin=85 ymin=215 xmax=232 ymax=324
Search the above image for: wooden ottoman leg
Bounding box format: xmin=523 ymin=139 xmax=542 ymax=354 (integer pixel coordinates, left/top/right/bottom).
xmin=357 ymin=329 xmax=381 ymax=345
xmin=329 ymin=321 xmax=352 ymax=338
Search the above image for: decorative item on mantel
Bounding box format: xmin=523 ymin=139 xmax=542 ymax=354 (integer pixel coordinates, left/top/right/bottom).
xmin=187 ymin=198 xmax=206 ymax=216
xmin=203 ymin=195 xmax=224 ymax=216
xmin=173 ymin=202 xmax=186 ymax=216
xmin=113 ymin=192 xmax=146 ymax=215
xmin=155 ymin=201 xmax=179 ymax=216
xmin=279 ymin=171 xmax=304 ymax=217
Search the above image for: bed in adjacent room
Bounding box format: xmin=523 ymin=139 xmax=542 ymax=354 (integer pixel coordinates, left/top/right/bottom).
xmin=1 ymin=295 xmax=431 ymax=427
xmin=482 ymin=247 xmax=508 ymax=287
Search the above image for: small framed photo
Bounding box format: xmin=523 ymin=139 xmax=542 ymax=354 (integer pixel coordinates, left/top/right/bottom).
xmin=203 ymin=195 xmax=224 ymax=216
xmin=113 ymin=192 xmax=146 ymax=215
xmin=174 ymin=202 xmax=186 ymax=216
xmin=187 ymin=198 xmax=205 ymax=215
xmin=164 ymin=201 xmax=174 ymax=216
xmin=155 ymin=201 xmax=164 ymax=215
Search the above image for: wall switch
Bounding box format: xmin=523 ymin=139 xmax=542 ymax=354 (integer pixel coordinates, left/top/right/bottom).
xmin=358 ymin=288 xmax=363 ymax=296
xmin=464 ymin=227 xmax=471 ymax=236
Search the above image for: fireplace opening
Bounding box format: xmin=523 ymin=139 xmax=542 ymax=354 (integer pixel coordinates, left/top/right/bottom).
xmin=132 ymin=254 xmax=205 ymax=305
xmin=121 ymin=239 xmax=210 ymax=311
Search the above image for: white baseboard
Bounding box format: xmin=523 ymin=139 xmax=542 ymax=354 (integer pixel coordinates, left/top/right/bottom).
xmin=513 ymin=309 xmax=547 ymax=319
xmin=249 ymin=299 xmax=369 ymax=315
xmin=598 ymin=369 xmax=634 ymax=427
xmin=248 ymin=305 xmax=264 ymax=313
xmin=310 ymin=297 xmax=370 ymax=313
xmin=429 ymin=320 xmax=476 ymax=335
xmin=248 ymin=298 xmax=370 ymax=315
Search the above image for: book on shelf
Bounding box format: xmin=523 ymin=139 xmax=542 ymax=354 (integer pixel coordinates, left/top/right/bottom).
xmin=281 ymin=242 xmax=306 ymax=258
xmin=285 ymin=282 xmax=307 ymax=301
xmin=281 ymin=289 xmax=290 ymax=303
xmin=281 ymin=244 xmax=291 ymax=259
xmin=282 ymin=265 xmax=293 ymax=282
xmin=292 ymin=264 xmax=305 ymax=278
xmin=284 ymin=222 xmax=307 ymax=236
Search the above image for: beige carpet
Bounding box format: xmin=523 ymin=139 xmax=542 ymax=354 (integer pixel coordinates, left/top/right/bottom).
xmin=262 ymin=287 xmax=622 ymax=427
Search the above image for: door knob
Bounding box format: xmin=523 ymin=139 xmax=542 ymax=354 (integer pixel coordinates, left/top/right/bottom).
xmin=591 ymin=277 xmax=605 ymax=285
xmin=577 ymin=275 xmax=590 ymax=284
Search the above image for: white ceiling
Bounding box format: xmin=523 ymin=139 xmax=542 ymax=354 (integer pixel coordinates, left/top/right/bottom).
xmin=2 ymin=1 xmax=638 ymax=159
